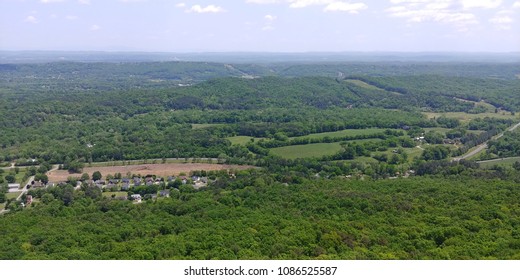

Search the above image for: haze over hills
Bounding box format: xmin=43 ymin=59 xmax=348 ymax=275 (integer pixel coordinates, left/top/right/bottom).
xmin=2 ymin=51 xmax=520 ymax=64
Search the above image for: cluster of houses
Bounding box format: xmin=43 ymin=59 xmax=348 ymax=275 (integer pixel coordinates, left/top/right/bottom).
xmin=82 ymin=175 xmax=209 ymax=191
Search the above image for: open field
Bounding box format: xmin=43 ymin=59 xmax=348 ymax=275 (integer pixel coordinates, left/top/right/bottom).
xmin=424 ymin=127 xmax=453 ymax=134
xmin=291 ymin=128 xmax=391 ymax=140
xmin=345 ymin=79 xmax=402 ymax=95
xmin=478 ymin=157 xmax=520 ymax=168
xmin=102 ymin=192 xmax=128 ymax=198
xmin=333 ymin=157 xmax=379 ymax=164
xmin=6 ymin=192 xmax=21 ymax=200
xmin=270 ymin=142 xmax=343 ymax=159
xmin=424 ymin=112 xmax=519 ymax=122
xmin=227 ymin=136 xmax=264 ymax=145
xmin=191 ymin=123 xmax=225 ymax=129
xmin=47 ymin=163 xmax=254 ymax=182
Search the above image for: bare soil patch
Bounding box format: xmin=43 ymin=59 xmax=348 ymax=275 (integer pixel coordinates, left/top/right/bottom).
xmin=47 ymin=163 xmax=254 ymax=182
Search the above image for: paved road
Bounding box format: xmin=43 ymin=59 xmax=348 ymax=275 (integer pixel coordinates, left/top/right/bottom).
xmin=16 ymin=175 xmax=35 ymax=201
xmin=453 ymin=119 xmax=520 ymax=161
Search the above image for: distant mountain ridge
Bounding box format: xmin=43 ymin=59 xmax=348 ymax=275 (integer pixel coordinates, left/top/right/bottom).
xmin=1 ymin=50 xmax=520 ymax=64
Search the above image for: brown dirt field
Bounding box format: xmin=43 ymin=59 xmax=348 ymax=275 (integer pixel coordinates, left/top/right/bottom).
xmin=47 ymin=163 xmax=254 ymax=182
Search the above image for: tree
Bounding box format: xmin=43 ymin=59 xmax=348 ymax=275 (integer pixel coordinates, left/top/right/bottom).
xmin=81 ymin=173 xmax=90 ymax=181
xmin=92 ymin=171 xmax=102 ymax=181
xmin=85 ymin=186 xmax=102 ymax=199
xmin=67 ymin=161 xmax=84 ymax=174
xmin=5 ymin=174 xmax=16 ymax=184
xmin=34 ymin=173 xmax=49 ymax=184
xmin=41 ymin=193 xmax=55 ymax=204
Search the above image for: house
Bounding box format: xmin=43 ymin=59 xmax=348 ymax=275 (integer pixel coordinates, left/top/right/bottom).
xmin=32 ymin=181 xmax=44 ymax=188
xmin=26 ymin=195 xmax=33 ymax=205
xmin=131 ymin=194 xmax=142 ymax=202
xmin=109 ymin=179 xmax=120 ymax=185
xmin=8 ymin=183 xmax=20 ymax=193
xmin=122 ymin=178 xmax=130 ymax=184
xmin=95 ymin=180 xmax=105 ymax=188
xmin=133 ymin=177 xmax=142 ymax=186
xmin=121 ymin=183 xmax=130 ymax=191
xmin=159 ymin=189 xmax=170 ymax=197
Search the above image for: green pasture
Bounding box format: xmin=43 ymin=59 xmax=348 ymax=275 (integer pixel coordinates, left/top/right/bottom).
xmin=478 ymin=157 xmax=520 ymax=168
xmin=291 ymin=128 xmax=391 ymax=141
xmin=270 ymin=142 xmax=343 ymax=159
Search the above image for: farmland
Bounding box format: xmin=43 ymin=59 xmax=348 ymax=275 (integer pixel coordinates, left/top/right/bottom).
xmin=478 ymin=157 xmax=520 ymax=168
xmin=270 ymin=142 xmax=343 ymax=159
xmin=46 ymin=163 xmax=254 ymax=182
xmin=290 ymin=128 xmax=391 ymax=140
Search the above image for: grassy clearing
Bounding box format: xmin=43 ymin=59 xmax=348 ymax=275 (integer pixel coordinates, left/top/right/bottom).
xmin=424 ymin=127 xmax=452 ymax=134
xmin=102 ymin=192 xmax=128 ymax=198
xmin=227 ymin=136 xmax=264 ymax=145
xmin=291 ymin=128 xmax=391 ymax=140
xmin=345 ymin=79 xmax=402 ymax=95
xmin=191 ymin=123 xmax=225 ymax=129
xmin=424 ymin=112 xmax=519 ymax=123
xmin=345 ymin=79 xmax=383 ymax=90
xmin=478 ymin=157 xmax=520 ymax=168
xmin=334 ymin=157 xmax=379 ymax=164
xmin=6 ymin=192 xmax=21 ymax=200
xmin=270 ymin=142 xmax=343 ymax=159
xmin=0 ymin=203 xmax=5 ymax=210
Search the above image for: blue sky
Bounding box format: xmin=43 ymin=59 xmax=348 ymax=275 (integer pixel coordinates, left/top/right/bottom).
xmin=1 ymin=0 xmax=519 ymax=52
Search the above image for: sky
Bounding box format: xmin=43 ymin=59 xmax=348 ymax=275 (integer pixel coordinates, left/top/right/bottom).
xmin=1 ymin=0 xmax=519 ymax=52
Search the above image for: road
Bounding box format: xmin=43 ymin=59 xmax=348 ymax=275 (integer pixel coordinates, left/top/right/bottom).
xmin=453 ymin=119 xmax=520 ymax=161
xmin=16 ymin=175 xmax=35 ymax=201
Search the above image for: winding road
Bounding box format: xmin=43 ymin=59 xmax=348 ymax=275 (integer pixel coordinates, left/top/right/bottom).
xmin=453 ymin=119 xmax=520 ymax=161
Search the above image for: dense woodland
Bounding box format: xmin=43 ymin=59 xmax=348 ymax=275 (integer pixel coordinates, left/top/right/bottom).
xmin=1 ymin=59 xmax=520 ymax=259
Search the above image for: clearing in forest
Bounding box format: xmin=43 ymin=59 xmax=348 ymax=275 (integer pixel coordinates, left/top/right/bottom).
xmin=47 ymin=163 xmax=254 ymax=182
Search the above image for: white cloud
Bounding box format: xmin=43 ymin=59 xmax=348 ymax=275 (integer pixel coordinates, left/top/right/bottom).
xmin=90 ymin=24 xmax=101 ymax=31
xmin=489 ymin=15 xmax=513 ymax=23
xmin=289 ymin=0 xmax=330 ymax=8
xmin=461 ymin=0 xmax=502 ymax=9
xmin=40 ymin=0 xmax=66 ymax=3
xmin=176 ymin=3 xmax=186 ymax=8
xmin=65 ymin=15 xmax=79 ymax=20
xmin=246 ymin=0 xmax=282 ymax=3
xmin=78 ymin=0 xmax=90 ymax=4
xmin=489 ymin=10 xmax=514 ymax=30
xmin=247 ymin=0 xmax=368 ymax=13
xmin=513 ymin=1 xmax=520 ymax=8
xmin=387 ymin=0 xmax=478 ymax=31
xmin=24 ymin=15 xmax=39 ymax=23
xmin=186 ymin=4 xmax=225 ymax=13
xmin=324 ymin=2 xmax=367 ymax=13
xmin=262 ymin=14 xmax=277 ymax=31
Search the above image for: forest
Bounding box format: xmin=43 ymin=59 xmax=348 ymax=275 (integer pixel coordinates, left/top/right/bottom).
xmin=1 ymin=59 xmax=520 ymax=259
